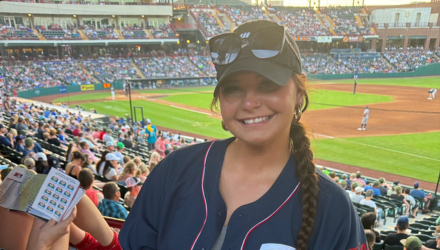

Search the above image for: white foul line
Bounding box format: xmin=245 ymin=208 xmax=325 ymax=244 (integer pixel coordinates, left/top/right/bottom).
xmin=170 ymin=105 xmax=212 ymax=115
xmin=313 ymin=133 xmax=334 ymax=139
xmin=336 ymin=139 xmax=440 ymax=162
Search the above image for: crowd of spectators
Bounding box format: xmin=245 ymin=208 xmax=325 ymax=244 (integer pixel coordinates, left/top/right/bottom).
xmin=36 ymin=23 xmax=81 ymax=40
xmin=191 ymin=9 xmax=229 ymax=37
xmin=189 ymin=55 xmax=216 ymax=76
xmin=45 ymin=62 xmax=97 ymax=85
xmin=383 ymin=47 xmax=438 ymax=72
xmin=149 ymin=24 xmax=176 ymax=38
xmin=218 ymin=6 xmax=269 ymax=27
xmin=82 ymin=24 xmax=118 ymax=39
xmin=0 ymin=23 xmax=38 ymax=40
xmin=301 ymin=53 xmax=353 ymax=75
xmin=85 ymin=59 xmax=140 ymax=82
xmin=277 ymin=7 xmax=331 ymax=36
xmin=121 ymin=24 xmax=148 ymax=39
xmin=341 ymin=57 xmax=395 ymax=73
xmin=135 ymin=56 xmax=202 ymax=78
xmin=324 ymin=6 xmax=373 ymax=36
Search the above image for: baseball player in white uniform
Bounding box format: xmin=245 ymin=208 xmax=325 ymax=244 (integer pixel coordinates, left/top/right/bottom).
xmin=428 ymin=88 xmax=437 ymax=99
xmin=111 ymin=86 xmax=115 ymax=100
xmin=358 ymin=106 xmax=369 ymax=131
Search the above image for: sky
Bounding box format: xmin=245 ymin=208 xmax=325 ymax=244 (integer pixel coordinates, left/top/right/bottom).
xmin=281 ymin=0 xmax=430 ymax=6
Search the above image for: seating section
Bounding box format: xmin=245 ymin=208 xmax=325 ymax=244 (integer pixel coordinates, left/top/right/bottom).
xmin=189 ymin=55 xmax=216 ymax=76
xmin=383 ymin=48 xmax=438 ymax=72
xmin=302 ymin=53 xmax=352 ymax=75
xmin=122 ymin=27 xmax=148 ymax=39
xmin=191 ymin=9 xmax=229 ymax=37
xmin=44 ymin=62 xmax=97 ymax=85
xmin=134 ymin=56 xmax=202 ymax=78
xmin=150 ymin=24 xmax=177 ymax=38
xmin=322 ymin=6 xmax=372 ymax=35
xmin=0 ymin=24 xmax=38 ymax=40
xmin=84 ymin=59 xmax=140 ymax=83
xmin=36 ymin=24 xmax=81 ymax=40
xmin=276 ymin=7 xmax=331 ymax=36
xmin=217 ymin=6 xmax=270 ymax=27
xmin=82 ymin=25 xmax=119 ymax=39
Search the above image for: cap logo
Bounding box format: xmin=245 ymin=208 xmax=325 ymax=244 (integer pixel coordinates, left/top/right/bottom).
xmin=240 ymin=32 xmax=250 ymax=38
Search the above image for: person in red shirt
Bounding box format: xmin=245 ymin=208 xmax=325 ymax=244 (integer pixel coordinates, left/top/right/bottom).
xmin=72 ymin=125 xmax=81 ymax=137
xmin=78 ymin=168 xmax=103 ymax=207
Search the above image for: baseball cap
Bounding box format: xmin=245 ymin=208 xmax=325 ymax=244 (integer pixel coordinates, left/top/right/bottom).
xmin=18 ymin=116 xmax=24 ymax=122
xmin=397 ymin=216 xmax=409 ymax=228
xmin=15 ymin=135 xmax=24 ymax=141
xmin=146 ymin=118 xmax=151 ymax=124
xmin=33 ymin=152 xmax=47 ymax=161
xmin=414 ymin=182 xmax=419 ymax=188
xmin=25 ymin=138 xmax=34 ymax=147
xmin=213 ymin=20 xmax=302 ymax=92
xmin=355 ymin=187 xmax=364 ymax=193
xmin=163 ymin=132 xmax=168 ymax=137
xmin=47 ymin=154 xmax=61 ymax=169
xmin=393 ymin=181 xmax=400 ymax=186
xmin=117 ymin=142 xmax=125 ymax=149
xmin=105 ymin=153 xmax=119 ymax=161
xmin=401 ymin=236 xmax=422 ymax=250
xmin=106 ymin=141 xmax=115 ymax=147
xmin=373 ymin=180 xmax=380 ymax=186
xmin=126 ymin=177 xmax=144 ymax=188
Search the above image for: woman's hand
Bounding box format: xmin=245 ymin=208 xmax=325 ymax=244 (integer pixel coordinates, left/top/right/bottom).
xmin=34 ymin=207 xmax=77 ymax=250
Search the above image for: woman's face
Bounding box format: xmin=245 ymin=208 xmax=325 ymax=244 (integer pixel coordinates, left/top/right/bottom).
xmin=219 ymin=71 xmax=301 ymax=146
xmin=111 ymin=160 xmax=118 ymax=167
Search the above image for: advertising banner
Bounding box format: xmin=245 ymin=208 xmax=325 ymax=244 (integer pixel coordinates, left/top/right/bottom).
xmin=80 ymin=85 xmax=95 ymax=91
xmin=59 ymin=86 xmax=67 ymax=94
xmin=317 ymin=36 xmax=333 ymax=43
xmin=343 ymin=36 xmax=364 ymax=42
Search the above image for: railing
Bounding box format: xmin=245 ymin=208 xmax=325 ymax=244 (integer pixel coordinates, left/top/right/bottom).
xmin=171 ymin=23 xmax=199 ymax=30
xmin=3 ymin=0 xmax=171 ymax=5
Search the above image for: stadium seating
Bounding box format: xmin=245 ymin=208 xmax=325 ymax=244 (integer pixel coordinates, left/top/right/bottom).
xmin=275 ymin=7 xmax=331 ymax=36
xmin=134 ymin=55 xmax=202 ymax=78
xmin=191 ymin=9 xmax=229 ymax=37
xmin=149 ymin=24 xmax=177 ymax=38
xmin=189 ymin=55 xmax=216 ymax=76
xmin=0 ymin=24 xmax=38 ymax=40
xmin=85 ymin=59 xmax=140 ymax=82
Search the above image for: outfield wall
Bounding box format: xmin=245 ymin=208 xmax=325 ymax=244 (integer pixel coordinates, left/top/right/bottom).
xmin=18 ymin=63 xmax=440 ymax=99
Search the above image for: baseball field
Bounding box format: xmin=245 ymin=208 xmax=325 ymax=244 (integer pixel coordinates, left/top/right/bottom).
xmin=37 ymin=76 xmax=440 ymax=185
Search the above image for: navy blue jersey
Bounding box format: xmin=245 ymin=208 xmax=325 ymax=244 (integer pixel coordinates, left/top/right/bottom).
xmin=120 ymin=138 xmax=368 ymax=250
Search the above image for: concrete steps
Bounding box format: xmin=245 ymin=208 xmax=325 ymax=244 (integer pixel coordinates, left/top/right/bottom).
xmin=130 ymin=58 xmax=145 ymax=79
xmin=78 ymin=29 xmax=88 ymax=40
xmin=33 ymin=29 xmax=46 ymax=40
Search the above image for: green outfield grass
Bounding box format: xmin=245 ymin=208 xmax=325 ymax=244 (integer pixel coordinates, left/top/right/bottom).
xmin=53 ymin=93 xmax=111 ymax=103
xmin=76 ymin=100 xmax=231 ymax=139
xmin=312 ymin=132 xmax=440 ymax=183
xmin=137 ymin=86 xmax=215 ymax=95
xmin=162 ymin=89 xmax=394 ymax=111
xmin=325 ymin=76 xmax=440 ymax=88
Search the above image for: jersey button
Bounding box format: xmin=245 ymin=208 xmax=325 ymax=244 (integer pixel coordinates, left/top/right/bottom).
xmin=218 ymin=211 xmax=223 ymax=216
xmin=238 ymin=214 xmax=243 ymax=217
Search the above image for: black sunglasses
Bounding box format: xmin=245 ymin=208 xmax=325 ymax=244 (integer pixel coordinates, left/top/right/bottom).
xmin=209 ymin=25 xmax=299 ymax=66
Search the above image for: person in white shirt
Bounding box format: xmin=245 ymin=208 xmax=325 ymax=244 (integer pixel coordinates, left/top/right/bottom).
xmin=358 ymin=106 xmax=370 ymax=131
xmin=350 ymin=186 xmax=365 ymax=204
xmin=360 ymin=189 xmax=383 ymax=226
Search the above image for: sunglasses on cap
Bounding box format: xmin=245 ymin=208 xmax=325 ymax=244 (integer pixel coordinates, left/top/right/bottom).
xmin=209 ymin=25 xmax=300 ymax=66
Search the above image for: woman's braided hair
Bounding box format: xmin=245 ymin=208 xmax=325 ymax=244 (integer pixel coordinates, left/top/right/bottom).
xmin=290 ymin=73 xmax=319 ymax=250
xmin=211 ymin=73 xmax=319 ymax=249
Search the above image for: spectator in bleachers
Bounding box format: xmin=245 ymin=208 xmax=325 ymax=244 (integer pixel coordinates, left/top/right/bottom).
xmin=360 ymin=189 xmax=383 ymax=226
xmin=65 ymin=151 xmax=86 ymax=179
xmin=364 ymin=180 xmax=381 ymax=196
xmin=145 ymin=118 xmax=157 ymax=151
xmin=124 ymin=176 xmax=144 ymax=209
xmin=114 ymin=142 xmax=125 ymax=166
xmin=350 ymin=186 xmax=365 ymax=203
xmin=102 ymin=153 xmax=121 ymax=181
xmin=392 ymin=186 xmax=411 ymax=215
xmin=34 ymin=152 xmax=50 ymax=174
xmin=82 ymin=154 xmax=97 ymax=175
xmin=424 ymin=226 xmax=440 ymax=249
xmin=136 ymin=163 xmax=149 ymax=182
xmin=98 ymin=182 xmax=128 ymax=220
xmin=0 ymin=124 xmax=14 ymax=148
xmin=341 ymin=174 xmax=351 ymax=190
xmin=347 ymin=182 xmax=359 ymax=197
xmin=402 ymin=236 xmax=423 ymax=250
xmin=410 ymin=182 xmax=431 ymax=213
xmin=361 ymin=212 xmax=381 ymax=243
xmin=14 ymin=135 xmax=25 ymax=153
xmin=353 ymin=172 xmax=366 ymax=187
xmin=103 ymin=128 xmax=115 ymax=144
xmin=79 ymin=141 xmax=98 ymax=164
xmin=155 ymin=132 xmax=167 ymax=158
xmin=378 ymin=177 xmax=388 ymax=196
xmin=23 ymin=157 xmax=35 ymax=170
xmin=384 ymin=216 xmax=410 ymax=246
xmin=118 ymin=162 xmax=137 ymax=184
xmin=340 ymin=180 xmax=347 ymax=191
xmin=79 ymin=168 xmax=103 ymax=207
xmin=403 ymin=188 xmax=418 ymax=218
xmin=364 ymin=229 xmax=376 ymax=250
xmin=122 ymin=134 xmax=133 ymax=149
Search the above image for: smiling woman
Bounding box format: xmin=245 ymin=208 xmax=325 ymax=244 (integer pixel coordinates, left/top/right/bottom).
xmin=120 ymin=20 xmax=368 ymax=250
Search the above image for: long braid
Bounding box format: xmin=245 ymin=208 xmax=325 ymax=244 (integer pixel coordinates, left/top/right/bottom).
xmin=291 ymin=74 xmax=319 ymax=250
